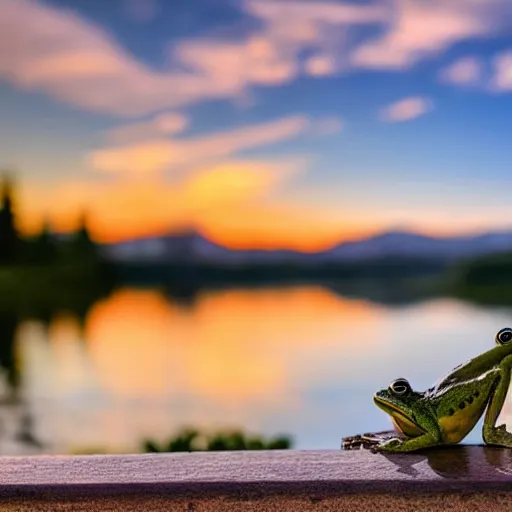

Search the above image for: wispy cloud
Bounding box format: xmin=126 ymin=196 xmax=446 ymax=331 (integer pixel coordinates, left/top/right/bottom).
xmin=490 ymin=51 xmax=512 ymax=92
xmin=0 ymin=0 xmax=185 ymax=116
xmin=380 ymin=96 xmax=432 ymax=122
xmin=0 ymin=0 xmax=509 ymax=118
xmin=171 ymin=0 xmax=386 ymax=103
xmin=350 ymin=0 xmax=504 ymax=70
xmin=105 ymin=113 xmax=189 ymax=144
xmin=314 ymin=117 xmax=344 ymax=136
xmin=438 ymin=56 xmax=483 ymax=86
xmin=0 ymin=0 xmax=383 ymax=116
xmin=304 ymin=54 xmax=337 ymax=77
xmin=89 ymin=115 xmax=314 ymax=175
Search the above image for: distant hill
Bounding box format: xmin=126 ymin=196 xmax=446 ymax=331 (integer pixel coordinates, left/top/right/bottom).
xmin=100 ymin=229 xmax=512 ymax=266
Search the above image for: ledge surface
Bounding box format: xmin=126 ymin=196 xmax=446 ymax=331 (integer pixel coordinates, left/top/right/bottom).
xmin=2 ymin=447 xmax=512 ymax=510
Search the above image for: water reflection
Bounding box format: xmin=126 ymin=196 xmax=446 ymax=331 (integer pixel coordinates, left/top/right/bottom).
xmin=1 ymin=284 xmax=512 ymax=454
xmin=0 ymin=311 xmax=20 ymax=397
xmin=86 ymin=287 xmax=381 ymax=400
xmin=375 ymin=445 xmax=512 ymax=481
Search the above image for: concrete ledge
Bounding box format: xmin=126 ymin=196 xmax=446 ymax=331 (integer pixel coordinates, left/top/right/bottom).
xmin=1 ymin=446 xmax=512 ymax=510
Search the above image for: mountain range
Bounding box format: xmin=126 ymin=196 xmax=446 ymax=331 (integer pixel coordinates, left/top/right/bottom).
xmin=100 ymin=229 xmax=512 ymax=266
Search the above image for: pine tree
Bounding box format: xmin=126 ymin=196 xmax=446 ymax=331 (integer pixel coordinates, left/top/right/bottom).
xmin=70 ymin=211 xmax=98 ymax=262
xmin=0 ymin=172 xmax=20 ymax=265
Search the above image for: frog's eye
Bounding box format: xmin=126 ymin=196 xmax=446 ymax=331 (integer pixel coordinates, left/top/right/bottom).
xmin=496 ymin=328 xmax=512 ymax=345
xmin=389 ymin=378 xmax=412 ymax=396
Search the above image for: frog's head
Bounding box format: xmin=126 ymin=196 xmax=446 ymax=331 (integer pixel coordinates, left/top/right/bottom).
xmin=495 ymin=327 xmax=512 ymax=346
xmin=373 ymin=378 xmax=426 ymax=438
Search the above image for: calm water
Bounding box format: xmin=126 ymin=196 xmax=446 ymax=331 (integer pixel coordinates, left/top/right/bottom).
xmin=2 ymin=285 xmax=512 ymax=455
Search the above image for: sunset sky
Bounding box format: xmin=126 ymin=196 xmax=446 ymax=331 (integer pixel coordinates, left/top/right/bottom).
xmin=2 ymin=0 xmax=512 ymax=250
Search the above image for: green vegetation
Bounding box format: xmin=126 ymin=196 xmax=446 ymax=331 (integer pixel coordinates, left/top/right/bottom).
xmin=142 ymin=428 xmax=293 ymax=452
xmin=68 ymin=428 xmax=293 ymax=455
xmin=0 ymin=262 xmax=112 ymax=316
xmin=0 ymin=172 xmax=115 ymax=318
xmin=69 ymin=446 xmax=127 ymax=455
xmin=444 ymin=252 xmax=512 ymax=306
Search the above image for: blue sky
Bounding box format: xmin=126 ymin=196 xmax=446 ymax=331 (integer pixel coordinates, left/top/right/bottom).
xmin=1 ymin=0 xmax=512 ymax=249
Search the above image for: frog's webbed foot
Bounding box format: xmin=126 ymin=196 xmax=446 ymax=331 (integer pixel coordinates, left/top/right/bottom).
xmin=371 ymin=437 xmax=403 ymax=453
xmin=342 ymin=430 xmax=399 ymax=451
xmin=372 ymin=432 xmax=441 ymax=453
xmin=483 ymin=424 xmax=512 ymax=447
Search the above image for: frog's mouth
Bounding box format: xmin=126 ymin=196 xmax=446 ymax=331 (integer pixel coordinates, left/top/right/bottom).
xmin=373 ymin=396 xmax=426 ymax=438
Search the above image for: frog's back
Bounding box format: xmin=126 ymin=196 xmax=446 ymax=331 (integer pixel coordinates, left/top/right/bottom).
xmin=433 ymin=343 xmax=511 ymax=393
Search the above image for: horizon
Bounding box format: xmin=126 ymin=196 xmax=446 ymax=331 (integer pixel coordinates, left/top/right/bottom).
xmin=99 ymin=224 xmax=512 ymax=251
xmin=2 ymin=0 xmax=512 ymax=251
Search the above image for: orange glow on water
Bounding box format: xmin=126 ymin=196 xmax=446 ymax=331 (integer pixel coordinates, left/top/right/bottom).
xmin=83 ymin=286 xmax=381 ymax=405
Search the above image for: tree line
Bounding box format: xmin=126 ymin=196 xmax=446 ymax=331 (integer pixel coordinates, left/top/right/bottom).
xmin=0 ymin=172 xmax=100 ymax=267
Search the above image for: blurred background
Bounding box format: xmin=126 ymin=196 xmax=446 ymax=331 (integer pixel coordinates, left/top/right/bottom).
xmin=1 ymin=0 xmax=512 ymax=455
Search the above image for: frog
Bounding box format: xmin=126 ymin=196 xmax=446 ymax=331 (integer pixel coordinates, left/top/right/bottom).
xmin=372 ymin=327 xmax=512 ymax=452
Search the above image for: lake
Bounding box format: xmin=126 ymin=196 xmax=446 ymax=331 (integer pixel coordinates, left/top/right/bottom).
xmin=2 ymin=284 xmax=512 ymax=454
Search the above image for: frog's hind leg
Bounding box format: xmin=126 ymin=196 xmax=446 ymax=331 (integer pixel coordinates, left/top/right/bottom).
xmin=483 ymin=354 xmax=512 ymax=447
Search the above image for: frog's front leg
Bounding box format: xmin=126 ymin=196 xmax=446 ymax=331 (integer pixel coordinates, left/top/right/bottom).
xmin=483 ymin=354 xmax=512 ymax=447
xmin=374 ymin=432 xmax=441 ymax=453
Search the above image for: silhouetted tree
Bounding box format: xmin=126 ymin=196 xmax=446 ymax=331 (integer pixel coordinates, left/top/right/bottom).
xmin=0 ymin=172 xmax=21 ymax=265
xmin=60 ymin=211 xmax=117 ymax=296
xmin=69 ymin=211 xmax=97 ymax=262
xmin=30 ymin=220 xmax=57 ymax=264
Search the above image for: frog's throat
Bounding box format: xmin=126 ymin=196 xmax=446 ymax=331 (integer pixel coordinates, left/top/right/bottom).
xmin=373 ymin=396 xmax=426 ymax=434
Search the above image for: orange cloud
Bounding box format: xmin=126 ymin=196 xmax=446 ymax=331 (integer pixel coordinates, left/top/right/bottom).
xmin=198 ymin=204 xmax=359 ymax=252
xmin=89 ymin=115 xmax=311 ymax=176
xmin=379 ymin=96 xmax=432 ymax=123
xmin=17 ymin=158 xmax=317 ymax=247
xmin=438 ymin=56 xmax=483 ymax=86
xmin=19 ymin=170 xmax=512 ymax=252
xmin=181 ymin=162 xmax=296 ymax=207
xmin=89 ymin=140 xmax=178 ymax=176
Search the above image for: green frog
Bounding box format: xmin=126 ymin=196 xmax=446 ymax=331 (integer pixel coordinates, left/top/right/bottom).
xmin=372 ymin=327 xmax=512 ymax=452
